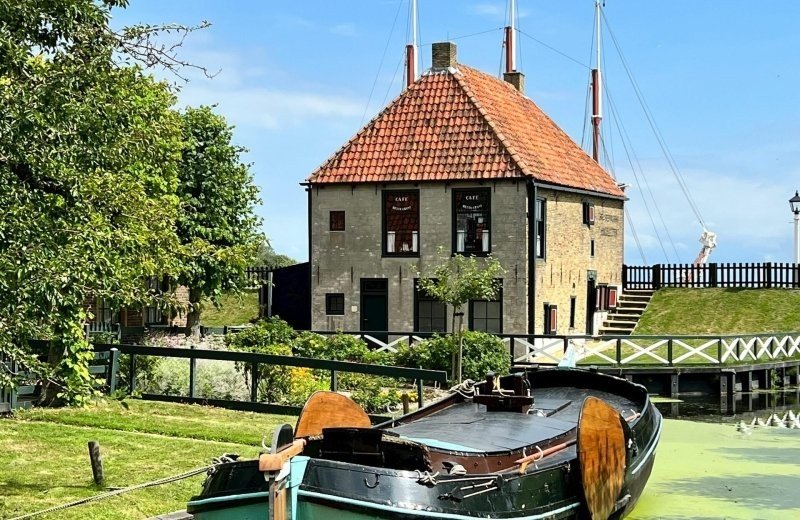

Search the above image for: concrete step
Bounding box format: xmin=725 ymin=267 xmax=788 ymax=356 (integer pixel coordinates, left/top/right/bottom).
xmin=599 ymin=327 xmax=634 ymax=336
xmin=623 ymin=289 xmax=655 ymax=295
xmin=605 ymin=315 xmax=640 ymax=323
xmin=619 ymin=294 xmax=652 ymax=303
xmin=603 ymin=320 xmax=636 ymax=329
xmin=612 ymin=307 xmax=644 ymax=315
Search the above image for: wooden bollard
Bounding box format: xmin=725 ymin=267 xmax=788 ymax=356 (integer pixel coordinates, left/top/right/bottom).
xmin=88 ymin=440 xmax=105 ymax=485
xmin=401 ymin=393 xmax=410 ymax=415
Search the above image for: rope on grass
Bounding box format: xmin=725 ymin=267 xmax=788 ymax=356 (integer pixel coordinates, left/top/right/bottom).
xmin=8 ymin=454 xmax=239 ymax=520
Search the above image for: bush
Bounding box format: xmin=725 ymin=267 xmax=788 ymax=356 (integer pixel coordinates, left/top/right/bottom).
xmin=396 ymin=331 xmax=509 ymax=383
xmin=351 ymin=378 xmax=402 ymax=413
xmin=224 ymin=319 xmax=294 ymax=403
xmin=284 ymin=368 xmax=329 ymax=406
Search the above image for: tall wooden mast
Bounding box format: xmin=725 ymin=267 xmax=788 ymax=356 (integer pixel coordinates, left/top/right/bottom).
xmin=405 ymin=0 xmax=418 ymax=89
xmin=505 ymin=0 xmax=517 ymax=73
xmin=591 ymin=0 xmax=603 ymax=163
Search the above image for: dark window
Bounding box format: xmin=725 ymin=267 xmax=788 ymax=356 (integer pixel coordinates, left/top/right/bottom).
xmin=595 ymin=284 xmax=609 ymax=312
xmin=569 ymin=296 xmax=577 ymax=329
xmin=330 ymin=211 xmax=345 ymax=231
xmin=144 ymin=276 xmax=165 ymax=325
xmin=383 ymin=191 xmax=419 ymax=256
xmin=469 ymin=281 xmax=502 ymax=333
xmin=543 ymin=303 xmax=558 ymax=335
xmin=98 ymin=299 xmax=119 ymax=324
xmin=414 ymin=282 xmax=446 ymax=333
xmin=325 ymin=293 xmax=345 ymax=315
xmin=536 ymin=198 xmax=546 ymax=259
xmin=583 ymin=201 xmax=595 ymax=226
xmin=590 ymin=239 xmax=595 ymax=257
xmin=453 ymin=189 xmax=491 ymax=254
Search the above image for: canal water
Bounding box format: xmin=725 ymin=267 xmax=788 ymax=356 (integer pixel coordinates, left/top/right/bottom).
xmin=630 ymin=390 xmax=800 ymax=520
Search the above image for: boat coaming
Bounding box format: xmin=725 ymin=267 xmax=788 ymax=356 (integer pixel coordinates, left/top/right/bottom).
xmin=188 ymin=368 xmax=662 ymax=519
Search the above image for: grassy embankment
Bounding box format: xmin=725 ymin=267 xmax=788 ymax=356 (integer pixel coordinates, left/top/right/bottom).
xmin=0 ymin=400 xmax=294 ymax=520
xmin=200 ymin=290 xmax=260 ymax=327
xmin=579 ymin=288 xmax=800 ymax=366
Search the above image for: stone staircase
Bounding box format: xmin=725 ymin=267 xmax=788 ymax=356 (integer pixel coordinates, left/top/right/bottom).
xmin=599 ymin=289 xmax=654 ymax=336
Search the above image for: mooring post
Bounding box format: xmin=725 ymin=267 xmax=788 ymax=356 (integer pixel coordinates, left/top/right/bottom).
xmin=88 ymin=440 xmax=104 ymax=485
xmin=401 ymin=393 xmax=410 ymax=415
xmin=670 ymin=374 xmax=679 ymax=398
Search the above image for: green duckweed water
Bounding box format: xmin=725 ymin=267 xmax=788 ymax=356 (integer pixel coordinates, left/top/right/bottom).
xmin=629 ymin=419 xmax=800 ymax=519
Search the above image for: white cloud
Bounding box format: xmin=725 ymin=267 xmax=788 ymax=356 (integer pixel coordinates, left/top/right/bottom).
xmin=330 ymin=23 xmax=358 ymax=38
xmin=179 ymin=85 xmax=363 ymax=130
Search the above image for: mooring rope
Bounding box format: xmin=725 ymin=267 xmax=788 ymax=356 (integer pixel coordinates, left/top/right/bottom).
xmin=8 ymin=454 xmax=239 ymax=520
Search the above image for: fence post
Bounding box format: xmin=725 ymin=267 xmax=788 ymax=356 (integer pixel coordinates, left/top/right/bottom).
xmin=709 ymin=263 xmax=718 ymax=288
xmin=717 ymin=338 xmax=723 ymax=363
xmin=652 ymin=264 xmax=661 ymax=290
xmin=616 ymin=338 xmax=622 ymax=366
xmin=667 ymin=339 xmax=673 ymax=367
xmin=417 ymin=379 xmax=424 ymax=409
xmin=108 ymin=348 xmax=119 ymax=394
xmin=622 ymin=264 xmax=628 ymax=289
xmin=330 ymin=370 xmax=338 ymax=392
xmin=188 ymin=345 xmax=196 ymax=398
xmin=128 ymin=354 xmax=136 ymax=395
xmin=10 ymin=360 xmax=18 ymax=410
xmin=250 ymin=363 xmax=259 ymax=402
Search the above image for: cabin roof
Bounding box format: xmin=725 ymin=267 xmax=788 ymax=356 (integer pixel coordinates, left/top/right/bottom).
xmin=307 ymin=64 xmax=624 ymax=198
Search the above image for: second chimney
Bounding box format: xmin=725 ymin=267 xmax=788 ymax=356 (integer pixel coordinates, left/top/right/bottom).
xmin=503 ymin=71 xmax=525 ymax=93
xmin=432 ymin=42 xmax=457 ymax=69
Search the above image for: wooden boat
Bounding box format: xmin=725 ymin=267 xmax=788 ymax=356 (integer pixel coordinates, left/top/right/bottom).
xmin=187 ymin=367 xmax=662 ymax=519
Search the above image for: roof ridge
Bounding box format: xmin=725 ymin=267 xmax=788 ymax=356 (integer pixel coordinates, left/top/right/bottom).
xmin=450 ymin=67 xmax=529 ymax=179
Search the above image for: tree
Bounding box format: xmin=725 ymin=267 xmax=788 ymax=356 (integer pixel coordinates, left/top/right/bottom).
xmin=175 ymin=106 xmax=261 ymax=337
xmin=0 ymin=1 xmax=207 ymax=403
xmin=414 ymin=249 xmax=504 ymax=381
xmin=255 ymin=237 xmax=296 ymax=269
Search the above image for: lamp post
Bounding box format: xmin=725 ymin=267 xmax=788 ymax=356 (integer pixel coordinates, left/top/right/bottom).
xmin=791 ymin=191 xmax=800 ymax=263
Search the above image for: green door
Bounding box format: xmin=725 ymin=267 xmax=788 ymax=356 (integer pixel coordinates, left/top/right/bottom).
xmin=360 ymin=279 xmax=388 ymax=341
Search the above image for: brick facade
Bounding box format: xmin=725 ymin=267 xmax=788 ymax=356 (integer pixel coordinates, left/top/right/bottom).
xmin=310 ymin=181 xmax=623 ymax=335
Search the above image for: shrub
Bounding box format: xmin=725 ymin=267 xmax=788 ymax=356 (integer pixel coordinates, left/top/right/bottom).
xmin=396 ymin=331 xmax=509 ymax=383
xmin=351 ymin=378 xmax=402 ymax=413
xmin=224 ymin=319 xmax=294 ymax=403
xmin=284 ymin=368 xmax=329 ymax=406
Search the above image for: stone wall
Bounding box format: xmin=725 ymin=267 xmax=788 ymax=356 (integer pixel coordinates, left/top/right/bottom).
xmin=309 ymin=180 xmax=529 ymax=333
xmin=533 ymin=187 xmax=624 ymax=335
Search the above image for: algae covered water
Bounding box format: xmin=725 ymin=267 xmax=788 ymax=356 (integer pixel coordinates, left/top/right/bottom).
xmin=630 ymin=393 xmax=800 ymax=520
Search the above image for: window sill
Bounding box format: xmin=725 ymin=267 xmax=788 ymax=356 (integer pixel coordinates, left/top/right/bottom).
xmin=382 ymin=252 xmax=420 ymax=258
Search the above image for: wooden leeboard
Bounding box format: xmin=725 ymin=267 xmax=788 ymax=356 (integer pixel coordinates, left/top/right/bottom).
xmin=294 ymin=391 xmax=371 ymax=438
xmin=577 ymin=396 xmax=627 ymax=520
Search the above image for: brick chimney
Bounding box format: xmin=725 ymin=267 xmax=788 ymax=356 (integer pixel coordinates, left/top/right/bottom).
xmin=503 ymin=71 xmax=525 ymax=93
xmin=432 ymin=42 xmax=457 ymax=69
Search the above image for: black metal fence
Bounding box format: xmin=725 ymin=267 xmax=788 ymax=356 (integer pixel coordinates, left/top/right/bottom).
xmin=623 ymin=262 xmax=800 ymax=290
xmin=92 ymin=343 xmax=448 ymax=417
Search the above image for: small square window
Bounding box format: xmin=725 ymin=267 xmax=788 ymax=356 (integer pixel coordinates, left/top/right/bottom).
xmin=330 ymin=211 xmax=345 ymax=231
xmin=325 ymin=293 xmax=344 ymax=315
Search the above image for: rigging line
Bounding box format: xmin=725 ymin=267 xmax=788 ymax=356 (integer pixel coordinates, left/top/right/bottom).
xmin=382 ymin=51 xmax=406 ymax=108
xmin=420 ymin=27 xmax=503 ymax=47
xmin=606 ymin=83 xmax=679 ymax=261
xmin=361 ymin=0 xmax=404 ymax=125
xmin=580 ymin=77 xmax=591 ymax=150
xmin=625 ymin=207 xmax=648 ymax=264
xmin=601 ymin=10 xmax=706 ymax=229
xmin=605 ymin=86 xmax=673 ymax=262
xmin=517 ymin=28 xmax=591 ymax=69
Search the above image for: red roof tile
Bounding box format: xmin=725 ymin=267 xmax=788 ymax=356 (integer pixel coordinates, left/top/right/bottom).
xmin=308 ymin=64 xmax=624 ymax=198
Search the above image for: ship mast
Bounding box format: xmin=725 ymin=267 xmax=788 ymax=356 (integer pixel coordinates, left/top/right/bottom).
xmin=405 ymin=0 xmax=418 ymax=89
xmin=591 ymin=0 xmax=603 ymax=163
xmin=505 ymin=0 xmax=517 ymax=72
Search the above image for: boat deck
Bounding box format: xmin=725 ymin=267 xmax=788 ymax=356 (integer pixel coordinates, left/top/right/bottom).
xmin=388 ymin=387 xmax=639 ymax=452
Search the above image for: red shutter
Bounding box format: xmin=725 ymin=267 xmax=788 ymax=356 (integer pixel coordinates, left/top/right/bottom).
xmin=550 ymin=306 xmax=558 ymax=334
xmin=608 ymin=287 xmax=618 ymax=308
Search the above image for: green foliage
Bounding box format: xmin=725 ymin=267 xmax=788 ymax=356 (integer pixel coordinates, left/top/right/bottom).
xmin=224 ymin=319 xmax=294 ymax=402
xmin=397 ymin=332 xmax=509 ymax=383
xmin=0 ymin=1 xmax=190 ymax=402
xmin=255 ymin=237 xmax=296 ymax=268
xmin=175 ymin=106 xmax=261 ymax=334
xmin=351 ymin=378 xmax=402 ymax=414
xmin=414 ymin=248 xmax=504 ymax=318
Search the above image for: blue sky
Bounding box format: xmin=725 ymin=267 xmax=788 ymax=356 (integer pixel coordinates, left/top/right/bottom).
xmin=113 ymin=1 xmax=800 ymax=265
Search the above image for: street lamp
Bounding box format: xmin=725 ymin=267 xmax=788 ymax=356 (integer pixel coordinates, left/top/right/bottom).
xmin=790 ymin=191 xmax=800 ymax=263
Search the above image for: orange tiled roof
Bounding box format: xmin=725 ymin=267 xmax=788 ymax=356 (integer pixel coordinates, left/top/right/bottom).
xmin=308 ymin=64 xmax=624 ymax=198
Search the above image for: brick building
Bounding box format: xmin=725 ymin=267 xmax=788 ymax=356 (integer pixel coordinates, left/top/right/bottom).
xmin=305 ymin=42 xmax=625 ymax=336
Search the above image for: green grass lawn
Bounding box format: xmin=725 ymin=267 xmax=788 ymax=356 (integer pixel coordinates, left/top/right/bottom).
xmin=634 ymin=288 xmax=800 ymax=335
xmin=0 ymin=400 xmax=295 ymax=519
xmin=200 ymin=290 xmax=260 ymax=327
